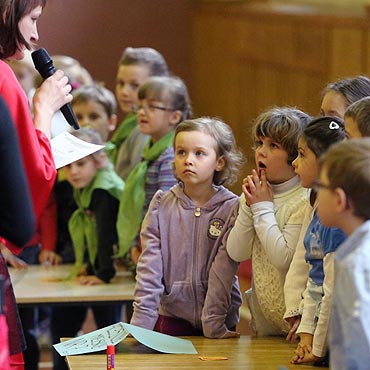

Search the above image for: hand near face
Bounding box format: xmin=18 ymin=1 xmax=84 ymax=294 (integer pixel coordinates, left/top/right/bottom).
xmin=242 ymin=169 xmax=273 ymax=206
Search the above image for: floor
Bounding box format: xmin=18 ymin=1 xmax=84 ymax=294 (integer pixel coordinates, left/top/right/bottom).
xmin=37 ymin=272 xmax=251 ymax=370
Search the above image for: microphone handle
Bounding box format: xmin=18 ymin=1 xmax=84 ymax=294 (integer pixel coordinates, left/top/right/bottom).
xmin=61 ymin=104 xmax=79 ymax=130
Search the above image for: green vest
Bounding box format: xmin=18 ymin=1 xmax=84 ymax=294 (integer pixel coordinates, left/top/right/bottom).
xmin=68 ymin=165 xmax=124 ymax=278
xmin=116 ymin=131 xmax=175 ymax=258
xmin=106 ymin=113 xmax=138 ymax=164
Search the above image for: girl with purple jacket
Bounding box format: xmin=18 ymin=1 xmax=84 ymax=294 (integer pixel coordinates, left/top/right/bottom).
xmin=131 ymin=117 xmax=244 ymax=338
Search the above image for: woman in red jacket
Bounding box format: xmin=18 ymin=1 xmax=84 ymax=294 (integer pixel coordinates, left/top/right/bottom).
xmin=0 ymin=0 xmax=72 ymax=368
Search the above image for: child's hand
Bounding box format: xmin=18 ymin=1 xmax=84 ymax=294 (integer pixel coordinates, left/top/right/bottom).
xmin=78 ymin=275 xmax=105 ymax=285
xmin=291 ymin=333 xmax=313 ymax=364
xmin=221 ymin=330 xmax=240 ymax=339
xmin=39 ymin=250 xmax=62 ymax=266
xmin=130 ymin=245 xmax=142 ymax=265
xmin=242 ymin=169 xmax=273 ymax=205
xmin=286 ymin=315 xmax=301 ymax=343
xmin=294 ymin=351 xmax=322 ymax=364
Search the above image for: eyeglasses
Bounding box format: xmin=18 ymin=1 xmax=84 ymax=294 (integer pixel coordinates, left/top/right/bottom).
xmin=313 ymin=180 xmax=332 ymax=192
xmin=137 ymin=103 xmax=174 ymax=114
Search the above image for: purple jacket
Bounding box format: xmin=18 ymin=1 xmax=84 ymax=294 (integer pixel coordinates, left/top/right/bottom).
xmin=131 ymin=183 xmax=242 ymax=338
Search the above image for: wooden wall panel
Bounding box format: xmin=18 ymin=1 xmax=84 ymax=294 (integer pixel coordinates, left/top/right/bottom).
xmin=192 ymin=2 xmax=370 ymax=192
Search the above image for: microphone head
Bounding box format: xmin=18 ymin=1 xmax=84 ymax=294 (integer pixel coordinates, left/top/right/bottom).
xmin=31 ymin=48 xmax=55 ymax=79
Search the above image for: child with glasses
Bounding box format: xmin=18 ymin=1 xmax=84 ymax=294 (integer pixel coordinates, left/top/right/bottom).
xmin=131 ymin=117 xmax=243 ymax=338
xmin=288 ymin=117 xmax=346 ymax=365
xmin=116 ymin=76 xmax=192 ymax=269
xmin=226 ymin=107 xmax=311 ymax=336
xmin=316 ymin=138 xmax=370 ymax=369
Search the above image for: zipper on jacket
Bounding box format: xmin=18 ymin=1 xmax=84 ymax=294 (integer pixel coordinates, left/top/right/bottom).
xmin=193 ymin=206 xmax=202 ymax=328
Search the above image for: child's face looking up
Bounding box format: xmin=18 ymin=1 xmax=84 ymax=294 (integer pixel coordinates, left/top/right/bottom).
xmin=64 ymin=156 xmax=98 ymax=189
xmin=320 ymin=91 xmax=348 ymax=119
xmin=115 ymin=64 xmax=151 ymax=115
xmin=254 ymin=137 xmax=295 ymax=184
xmin=292 ymin=137 xmax=319 ymax=188
xmin=72 ymin=100 xmax=116 ymax=142
xmin=174 ymin=130 xmax=225 ymax=189
xmin=344 ymin=116 xmax=362 ymax=139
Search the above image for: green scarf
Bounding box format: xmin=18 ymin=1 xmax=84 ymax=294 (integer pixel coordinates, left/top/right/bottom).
xmin=68 ymin=165 xmax=124 ymax=278
xmin=116 ymin=130 xmax=175 ymax=257
xmin=106 ymin=113 xmax=138 ymax=164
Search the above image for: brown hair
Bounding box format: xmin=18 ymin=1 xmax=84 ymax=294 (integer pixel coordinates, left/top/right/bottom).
xmin=0 ymin=0 xmax=47 ymax=59
xmin=72 ymin=84 xmax=117 ymax=117
xmin=175 ymin=117 xmax=244 ymax=185
xmin=323 ymin=76 xmax=370 ymax=107
xmin=252 ymin=107 xmax=311 ymax=165
xmin=344 ymin=96 xmax=370 ymax=137
xmin=118 ymin=47 xmax=169 ymax=77
xmin=138 ymin=76 xmax=192 ymax=122
xmin=319 ymin=138 xmax=370 ymax=220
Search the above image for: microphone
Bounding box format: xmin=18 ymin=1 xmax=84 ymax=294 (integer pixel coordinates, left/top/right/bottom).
xmin=31 ymin=48 xmax=79 ymax=130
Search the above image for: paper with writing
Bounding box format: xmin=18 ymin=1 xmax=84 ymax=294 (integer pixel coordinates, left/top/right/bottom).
xmin=53 ymin=322 xmax=197 ymax=356
xmin=51 ymin=131 xmax=105 ymax=169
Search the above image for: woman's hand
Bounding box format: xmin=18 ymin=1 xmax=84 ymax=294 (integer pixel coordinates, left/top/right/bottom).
xmin=33 ymin=69 xmax=72 ymax=138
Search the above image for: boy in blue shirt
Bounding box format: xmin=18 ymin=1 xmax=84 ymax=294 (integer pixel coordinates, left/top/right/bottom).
xmin=316 ymin=138 xmax=370 ymax=370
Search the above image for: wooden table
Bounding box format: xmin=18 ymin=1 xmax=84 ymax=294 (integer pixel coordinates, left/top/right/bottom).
xmin=9 ymin=264 xmax=135 ymax=306
xmin=65 ymin=336 xmax=322 ymax=370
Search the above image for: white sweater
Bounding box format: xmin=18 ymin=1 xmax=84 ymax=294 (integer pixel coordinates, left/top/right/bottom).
xmin=227 ymin=176 xmax=309 ymax=334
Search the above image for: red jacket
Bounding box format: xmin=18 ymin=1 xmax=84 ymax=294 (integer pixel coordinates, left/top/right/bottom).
xmin=0 ymin=60 xmax=56 ymax=253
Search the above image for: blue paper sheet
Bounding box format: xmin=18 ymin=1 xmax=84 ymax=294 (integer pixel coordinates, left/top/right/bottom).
xmin=53 ymin=322 xmax=197 ymax=356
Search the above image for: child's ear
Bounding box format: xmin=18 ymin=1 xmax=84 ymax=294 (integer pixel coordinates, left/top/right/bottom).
xmin=169 ymin=110 xmax=183 ymax=127
xmin=215 ymin=155 xmax=226 ymax=172
xmin=108 ymin=114 xmax=118 ymax=133
xmin=334 ymin=187 xmax=352 ymax=213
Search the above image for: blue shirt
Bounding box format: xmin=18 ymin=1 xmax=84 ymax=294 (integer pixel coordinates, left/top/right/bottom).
xmin=330 ymin=220 xmax=370 ymax=370
xmin=304 ymin=211 xmax=346 ymax=285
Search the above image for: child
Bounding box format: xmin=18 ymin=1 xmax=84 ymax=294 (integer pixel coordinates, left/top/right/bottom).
xmin=320 ymin=75 xmax=370 ymax=119
xmin=226 ymin=107 xmax=311 ymax=336
xmin=116 ymin=75 xmax=192 ymax=267
xmin=72 ymin=84 xmax=118 ymax=142
xmin=51 ymin=129 xmax=124 ymax=370
xmin=343 ymin=96 xmax=370 ymax=139
xmin=109 ymin=47 xmax=169 ymax=180
xmin=315 ymin=138 xmax=370 ymax=369
xmin=287 ymin=117 xmax=347 ymax=365
xmin=130 ymin=117 xmax=244 ymax=338
xmin=55 ymin=84 xmax=118 ymax=263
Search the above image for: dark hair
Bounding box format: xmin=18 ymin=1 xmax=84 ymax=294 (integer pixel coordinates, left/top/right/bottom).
xmin=323 ymin=76 xmax=370 ymax=107
xmin=253 ymin=107 xmax=311 ymax=165
xmin=138 ymin=76 xmax=192 ymax=122
xmin=174 ymin=117 xmax=244 ymax=185
xmin=302 ymin=116 xmax=346 ymax=158
xmin=118 ymin=47 xmax=169 ymax=77
xmin=0 ymin=0 xmax=47 ymax=59
xmin=320 ymin=138 xmax=370 ymax=220
xmin=344 ymin=96 xmax=370 ymax=137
